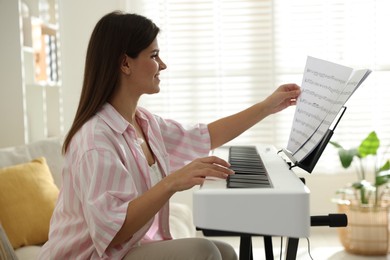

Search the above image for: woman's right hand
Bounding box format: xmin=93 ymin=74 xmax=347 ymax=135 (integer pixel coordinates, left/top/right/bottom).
xmin=164 ymin=156 xmax=234 ymax=192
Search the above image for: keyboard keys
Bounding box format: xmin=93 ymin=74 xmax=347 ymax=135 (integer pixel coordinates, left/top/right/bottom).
xmin=227 ymin=146 xmax=272 ymax=188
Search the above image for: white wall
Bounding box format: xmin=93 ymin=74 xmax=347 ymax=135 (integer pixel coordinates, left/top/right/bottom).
xmin=59 ymin=0 xmax=126 ymax=132
xmin=0 ymin=1 xmax=28 ymax=147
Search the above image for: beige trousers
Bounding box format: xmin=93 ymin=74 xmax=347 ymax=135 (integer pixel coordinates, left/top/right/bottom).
xmin=123 ymin=238 xmax=238 ymax=260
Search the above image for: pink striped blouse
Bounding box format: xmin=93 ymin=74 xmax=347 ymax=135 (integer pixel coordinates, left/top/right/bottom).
xmin=38 ymin=103 xmax=211 ymax=259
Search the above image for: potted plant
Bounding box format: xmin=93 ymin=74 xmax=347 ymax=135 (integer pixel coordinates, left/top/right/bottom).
xmin=330 ymin=131 xmax=390 ymax=255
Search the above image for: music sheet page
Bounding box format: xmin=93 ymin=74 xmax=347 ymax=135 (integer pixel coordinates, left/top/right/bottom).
xmin=287 ymin=56 xmax=371 ymax=162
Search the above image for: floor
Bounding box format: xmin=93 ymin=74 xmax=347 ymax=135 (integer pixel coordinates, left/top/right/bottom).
xmin=199 ymin=227 xmax=390 ymax=260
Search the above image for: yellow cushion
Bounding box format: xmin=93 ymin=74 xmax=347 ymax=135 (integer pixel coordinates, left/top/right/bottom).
xmin=0 ymin=157 xmax=59 ymax=249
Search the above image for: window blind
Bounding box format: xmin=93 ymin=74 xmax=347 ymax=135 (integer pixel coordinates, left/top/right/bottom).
xmin=273 ymin=0 xmax=390 ymax=173
xmin=129 ymin=0 xmax=277 ymax=145
xmin=128 ymin=0 xmax=390 ymax=174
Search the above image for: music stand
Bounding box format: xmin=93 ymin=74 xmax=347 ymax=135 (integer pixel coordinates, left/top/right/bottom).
xmin=282 ymin=106 xmax=347 ymax=173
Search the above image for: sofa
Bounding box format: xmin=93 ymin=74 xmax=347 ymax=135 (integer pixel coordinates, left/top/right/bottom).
xmin=0 ymin=136 xmax=196 ymax=260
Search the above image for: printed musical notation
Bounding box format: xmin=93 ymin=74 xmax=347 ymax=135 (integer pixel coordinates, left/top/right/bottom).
xmin=287 ymin=56 xmax=371 ymax=162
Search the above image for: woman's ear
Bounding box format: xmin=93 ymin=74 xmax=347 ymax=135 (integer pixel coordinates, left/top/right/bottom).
xmin=120 ymin=55 xmax=132 ymax=75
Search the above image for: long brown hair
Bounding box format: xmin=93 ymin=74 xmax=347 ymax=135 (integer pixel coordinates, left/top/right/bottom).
xmin=62 ymin=11 xmax=160 ymax=154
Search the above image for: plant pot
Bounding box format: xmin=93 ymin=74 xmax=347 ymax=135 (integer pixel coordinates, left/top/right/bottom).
xmin=337 ymin=203 xmax=389 ymax=255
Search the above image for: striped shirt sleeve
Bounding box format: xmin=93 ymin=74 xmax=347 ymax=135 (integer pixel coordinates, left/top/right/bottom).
xmin=154 ymin=115 xmax=211 ymax=171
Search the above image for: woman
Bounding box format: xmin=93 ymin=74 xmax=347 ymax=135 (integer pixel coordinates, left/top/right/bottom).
xmin=38 ymin=11 xmax=300 ymax=259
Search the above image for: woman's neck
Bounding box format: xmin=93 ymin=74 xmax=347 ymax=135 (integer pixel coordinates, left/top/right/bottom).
xmin=109 ymin=92 xmax=139 ymax=124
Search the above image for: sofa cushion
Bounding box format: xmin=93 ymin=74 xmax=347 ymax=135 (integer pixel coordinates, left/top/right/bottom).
xmin=24 ymin=137 xmax=64 ymax=187
xmin=169 ymin=202 xmax=196 ymax=238
xmin=0 ymin=136 xmax=64 ymax=188
xmin=0 ymin=223 xmax=18 ymax=260
xmin=15 ymin=245 xmax=41 ymax=260
xmin=0 ymin=157 xmax=59 ymax=249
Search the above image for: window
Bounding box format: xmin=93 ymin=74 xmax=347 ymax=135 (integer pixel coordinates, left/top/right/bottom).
xmin=127 ymin=0 xmax=390 ymax=174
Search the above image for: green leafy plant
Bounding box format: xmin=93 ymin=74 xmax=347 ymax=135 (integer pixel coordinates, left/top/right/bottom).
xmin=330 ymin=131 xmax=390 ymax=207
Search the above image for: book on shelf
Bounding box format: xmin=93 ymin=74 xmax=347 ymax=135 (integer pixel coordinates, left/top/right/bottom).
xmin=31 ymin=18 xmax=59 ymax=84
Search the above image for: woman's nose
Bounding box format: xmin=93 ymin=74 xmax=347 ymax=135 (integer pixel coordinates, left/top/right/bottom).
xmin=159 ymin=58 xmax=167 ymax=70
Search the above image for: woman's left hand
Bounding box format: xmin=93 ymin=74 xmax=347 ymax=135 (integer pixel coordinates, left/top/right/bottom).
xmin=264 ymin=83 xmax=301 ymax=114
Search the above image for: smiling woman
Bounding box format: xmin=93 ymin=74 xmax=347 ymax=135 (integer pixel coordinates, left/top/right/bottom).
xmin=37 ymin=10 xmax=300 ymax=259
xmin=132 ymin=0 xmax=390 ymax=174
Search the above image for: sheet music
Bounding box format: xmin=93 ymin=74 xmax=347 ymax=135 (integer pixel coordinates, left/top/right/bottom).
xmin=287 ymin=56 xmax=371 ymax=162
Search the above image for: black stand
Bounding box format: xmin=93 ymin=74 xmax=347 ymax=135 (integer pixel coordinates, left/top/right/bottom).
xmin=198 ymin=214 xmax=347 ymax=260
xmin=288 ymin=128 xmax=334 ymax=173
xmin=283 ymin=106 xmax=347 ymax=173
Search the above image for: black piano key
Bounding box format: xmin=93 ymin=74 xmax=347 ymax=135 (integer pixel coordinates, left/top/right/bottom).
xmin=229 ymin=160 xmax=262 ymax=166
xmin=230 ymin=165 xmax=266 ymax=170
xmin=230 ymin=153 xmax=259 ymax=157
xmin=231 ymin=169 xmax=266 ymax=175
xmin=228 ymin=182 xmax=271 ymax=188
xmin=230 ymin=156 xmax=261 ymax=161
xmin=229 ymin=174 xmax=269 ymax=181
xmin=228 ymin=176 xmax=270 ymax=184
xmin=230 ymin=164 xmax=265 ymax=170
xmin=231 ymin=168 xmax=266 ymax=174
xmin=228 ymin=179 xmax=270 ymax=185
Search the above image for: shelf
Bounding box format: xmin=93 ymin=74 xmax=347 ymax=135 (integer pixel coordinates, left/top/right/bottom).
xmin=22 ymin=0 xmax=63 ymax=143
xmin=23 ymin=0 xmax=58 ymax=25
xmin=26 ymin=81 xmax=61 ymax=88
xmin=22 ymin=46 xmax=34 ymax=53
xmin=41 ymin=22 xmax=58 ymax=34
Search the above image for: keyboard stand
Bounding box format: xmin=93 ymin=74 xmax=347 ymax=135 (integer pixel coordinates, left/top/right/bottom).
xmin=198 ymin=213 xmax=347 ymax=260
xmin=198 ymin=228 xmax=295 ymax=260
xmin=198 ymin=228 xmax=266 ymax=260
